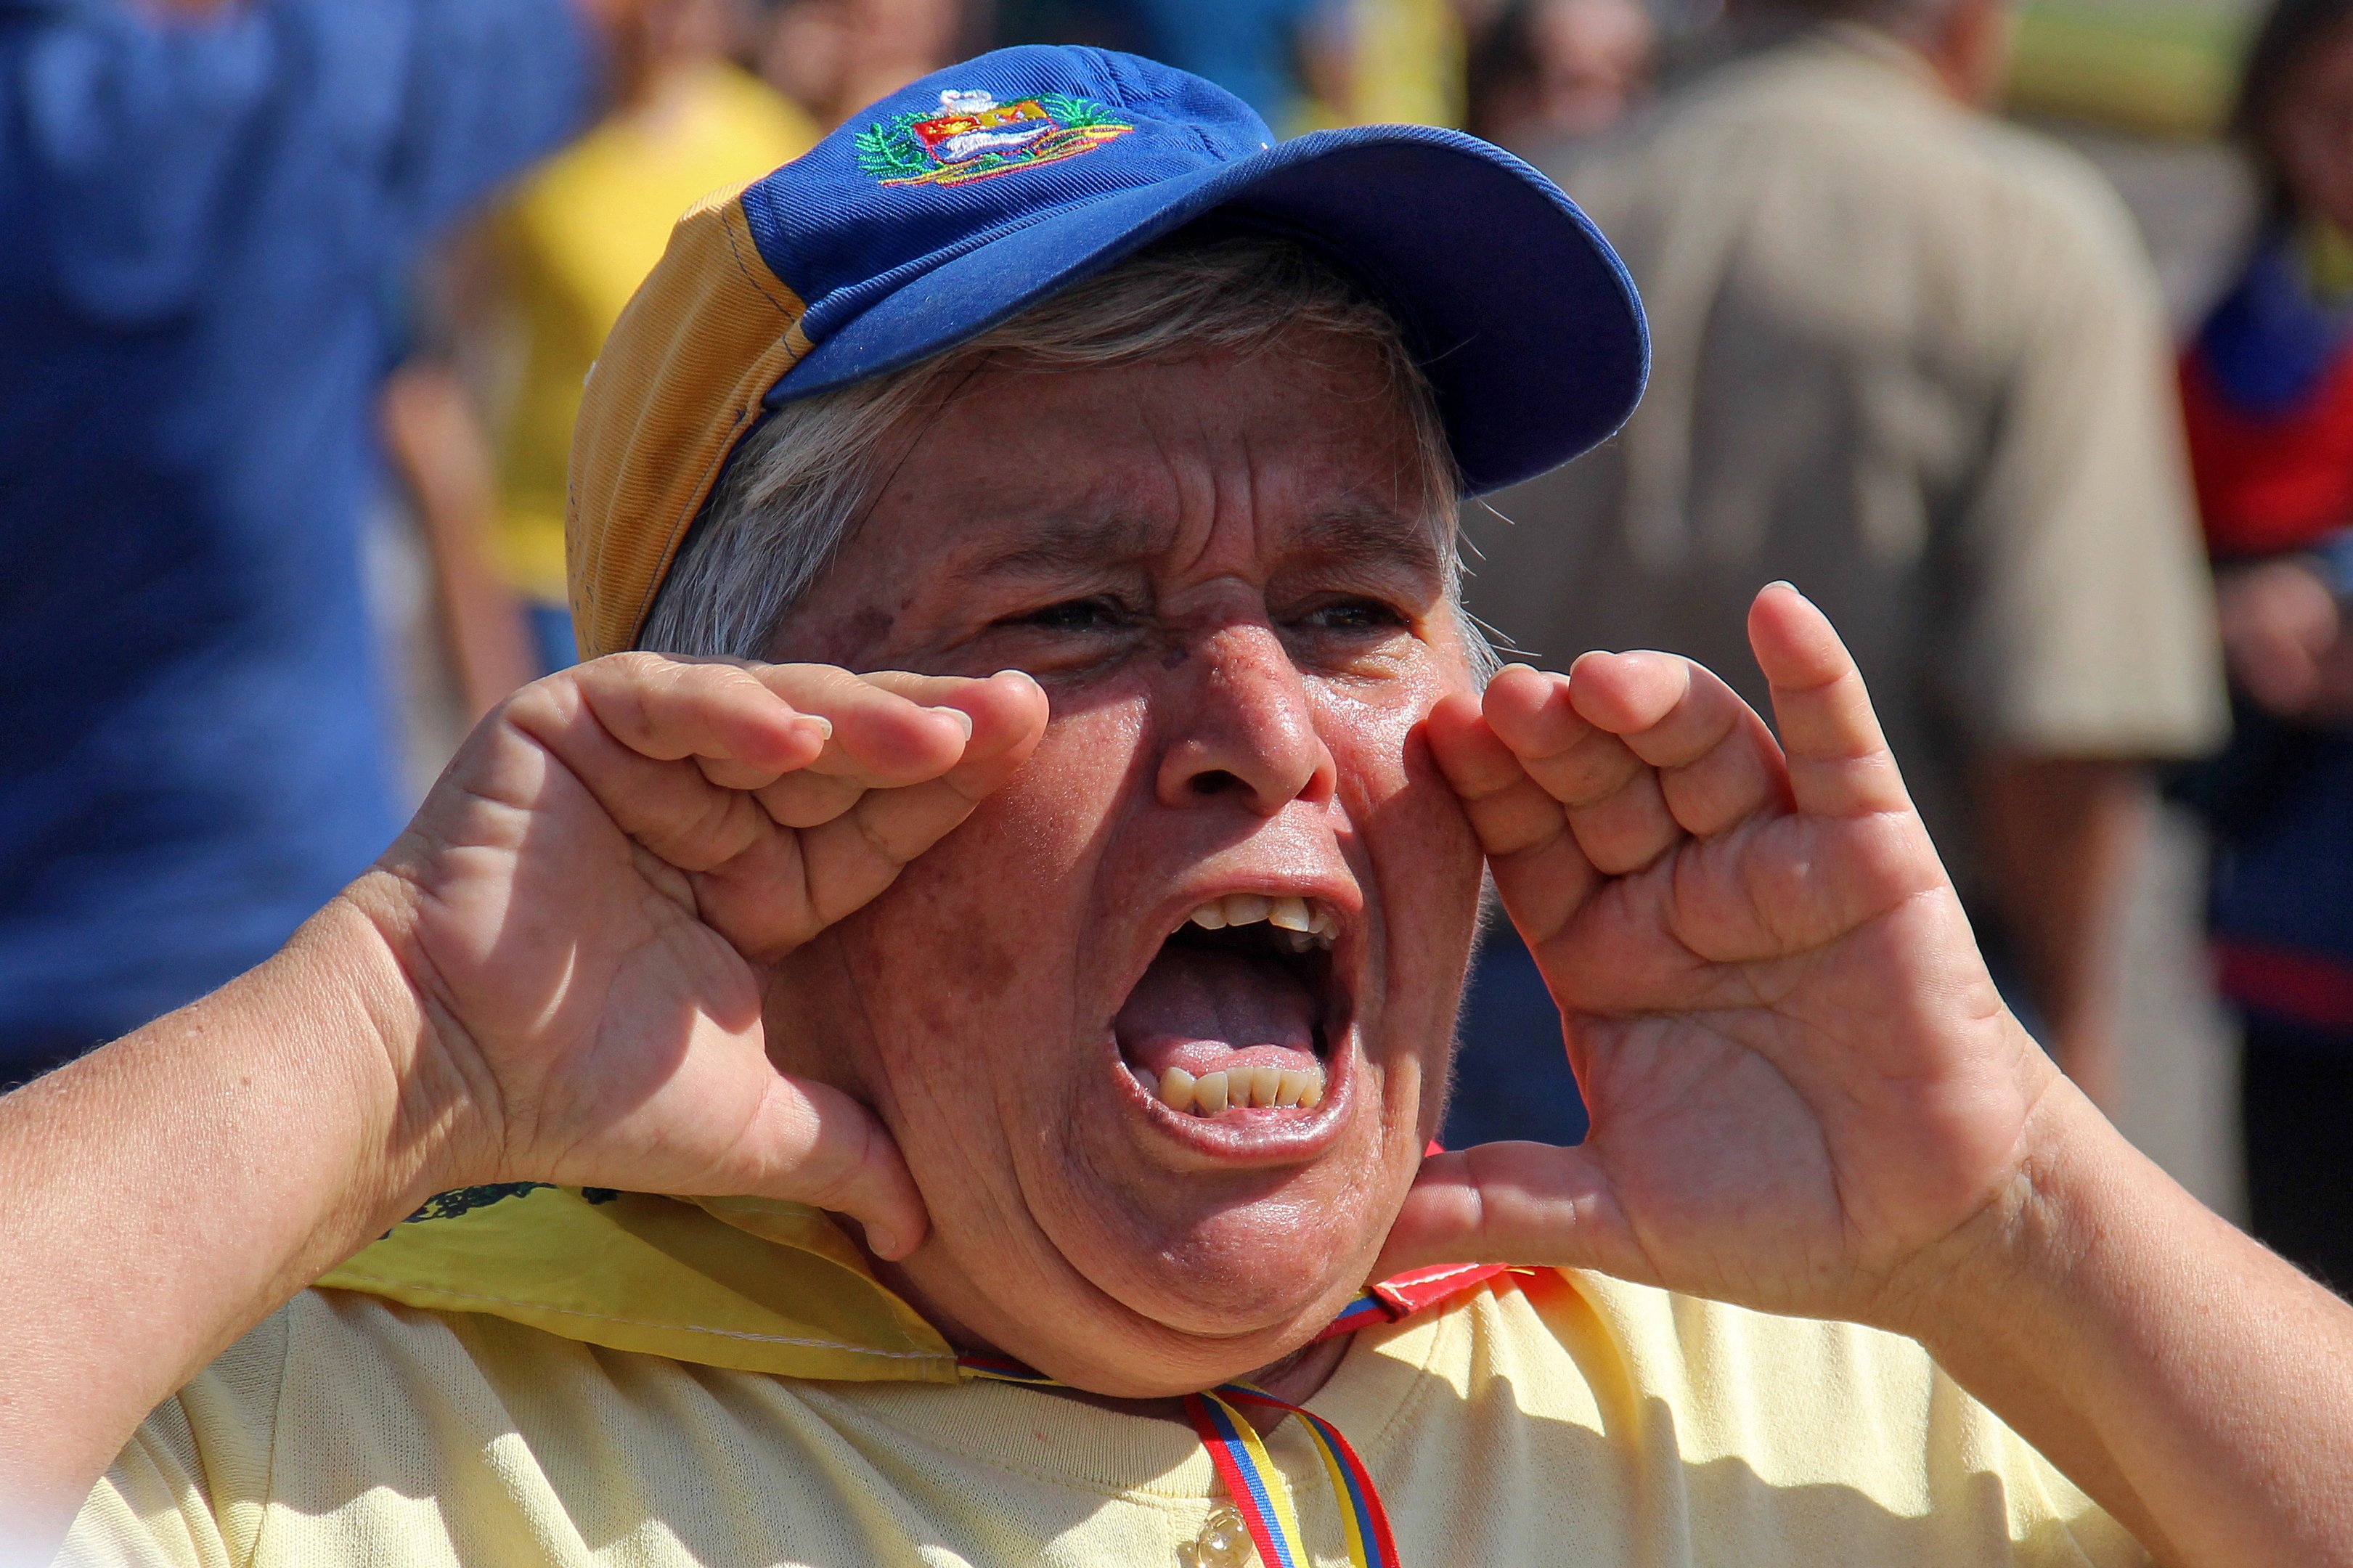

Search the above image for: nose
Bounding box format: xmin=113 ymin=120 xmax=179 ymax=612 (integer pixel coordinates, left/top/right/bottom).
xmin=1153 ymin=621 xmax=1337 ymax=814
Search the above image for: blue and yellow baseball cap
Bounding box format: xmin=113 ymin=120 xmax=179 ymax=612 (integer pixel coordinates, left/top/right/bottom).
xmin=568 ymin=45 xmax=1648 ymax=659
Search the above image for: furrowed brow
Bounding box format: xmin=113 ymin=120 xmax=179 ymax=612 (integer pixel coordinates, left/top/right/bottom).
xmin=949 ymin=513 xmax=1164 ymax=584
xmin=942 ymin=502 xmax=1444 ymax=586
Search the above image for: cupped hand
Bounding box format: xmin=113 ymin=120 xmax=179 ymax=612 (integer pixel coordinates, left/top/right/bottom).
xmin=346 ymin=655 xmax=1048 ymax=1258
xmin=1380 ymin=585 xmax=2063 ymax=1328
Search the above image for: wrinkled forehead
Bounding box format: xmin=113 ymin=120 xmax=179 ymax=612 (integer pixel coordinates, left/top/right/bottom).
xmin=920 ymin=493 xmax=1453 ymax=600
xmin=873 ymin=345 xmax=1457 ymax=589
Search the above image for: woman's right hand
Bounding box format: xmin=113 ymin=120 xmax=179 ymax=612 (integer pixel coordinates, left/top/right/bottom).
xmin=343 ymin=654 xmax=1048 ymax=1257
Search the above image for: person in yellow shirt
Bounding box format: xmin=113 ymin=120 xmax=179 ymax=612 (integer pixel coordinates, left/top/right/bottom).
xmin=12 ymin=46 xmax=2353 ymax=1568
xmin=390 ymin=0 xmax=815 ymax=710
xmin=486 ymin=42 xmax=817 ymax=652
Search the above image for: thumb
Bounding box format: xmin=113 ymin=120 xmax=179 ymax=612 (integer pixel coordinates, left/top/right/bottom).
xmin=1372 ymin=1142 xmax=1639 ymax=1283
xmin=728 ymin=1074 xmax=930 ymax=1260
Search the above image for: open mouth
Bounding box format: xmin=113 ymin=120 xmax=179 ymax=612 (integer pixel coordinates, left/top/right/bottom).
xmin=1114 ymin=894 xmax=1341 ymax=1119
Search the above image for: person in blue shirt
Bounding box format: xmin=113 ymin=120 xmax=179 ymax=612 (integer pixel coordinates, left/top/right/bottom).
xmin=992 ymin=0 xmax=1324 ymax=128
xmin=0 ymin=0 xmax=622 ymax=1082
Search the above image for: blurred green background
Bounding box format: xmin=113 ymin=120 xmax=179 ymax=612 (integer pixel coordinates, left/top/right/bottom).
xmin=2007 ymin=0 xmax=2258 ymax=136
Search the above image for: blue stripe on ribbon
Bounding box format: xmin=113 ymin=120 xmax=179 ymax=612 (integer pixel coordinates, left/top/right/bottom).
xmin=1316 ymin=1416 xmax=1385 ymax=1559
xmin=1194 ymin=1395 xmax=1302 ymax=1568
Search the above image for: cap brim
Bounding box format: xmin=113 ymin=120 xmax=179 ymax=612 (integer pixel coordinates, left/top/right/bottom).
xmin=764 ymin=125 xmax=1647 ymax=494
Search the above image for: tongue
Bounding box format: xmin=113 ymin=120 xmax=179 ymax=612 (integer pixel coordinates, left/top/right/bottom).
xmin=1114 ymin=946 xmax=1321 ymax=1080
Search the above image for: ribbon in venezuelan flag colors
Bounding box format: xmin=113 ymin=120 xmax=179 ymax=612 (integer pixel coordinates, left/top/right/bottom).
xmin=1184 ymin=1382 xmax=1397 ymax=1568
xmin=959 ymin=1262 xmax=1512 ymax=1568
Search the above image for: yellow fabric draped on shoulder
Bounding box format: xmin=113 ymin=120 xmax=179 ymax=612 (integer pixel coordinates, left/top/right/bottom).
xmin=317 ymin=1184 xmax=959 ymax=1383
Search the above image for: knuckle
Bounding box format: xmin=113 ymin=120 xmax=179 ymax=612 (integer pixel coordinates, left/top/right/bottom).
xmin=711 ymin=661 xmax=772 ymax=701
xmin=497 ymin=677 xmax=569 ymax=732
xmin=598 ymin=650 xmax=669 ymax=686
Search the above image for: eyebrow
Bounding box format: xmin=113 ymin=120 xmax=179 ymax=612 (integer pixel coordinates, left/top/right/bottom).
xmin=1288 ymin=505 xmax=1448 ymax=578
xmin=947 ymin=502 xmax=1447 ymax=586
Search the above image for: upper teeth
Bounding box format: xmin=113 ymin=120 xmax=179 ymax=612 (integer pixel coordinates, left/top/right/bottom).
xmin=1186 ymin=894 xmax=1337 ymax=951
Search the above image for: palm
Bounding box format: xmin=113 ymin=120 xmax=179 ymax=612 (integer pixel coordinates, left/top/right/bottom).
xmin=386 ymin=747 xmax=774 ymax=1193
xmin=1390 ymin=589 xmax=2055 ymax=1323
xmin=353 ymin=656 xmax=1045 ymax=1237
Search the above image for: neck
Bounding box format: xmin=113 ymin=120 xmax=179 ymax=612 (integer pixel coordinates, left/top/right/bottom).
xmin=1914 ymin=0 xmax=2012 ymax=108
xmin=1737 ymin=4 xmax=2010 ymax=109
xmin=864 ymin=1247 xmax=1355 ymax=1411
xmin=1242 ymin=1331 xmax=1353 ymax=1405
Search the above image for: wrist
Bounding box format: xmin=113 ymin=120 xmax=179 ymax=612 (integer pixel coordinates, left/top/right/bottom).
xmin=1869 ymin=1035 xmax=2353 ymax=1564
xmin=1873 ymin=1071 xmax=2176 ymax=1542
xmin=1875 ymin=1057 xmax=2120 ymax=1361
xmin=288 ymin=874 xmax=505 ymax=1230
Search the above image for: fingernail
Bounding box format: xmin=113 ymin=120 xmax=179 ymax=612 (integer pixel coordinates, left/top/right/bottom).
xmin=865 ymin=1222 xmax=900 ymax=1258
xmin=932 ymin=706 xmax=974 ymax=738
xmin=796 ymin=714 xmax=833 ymax=742
xmin=1764 ymin=579 xmax=1797 ymax=593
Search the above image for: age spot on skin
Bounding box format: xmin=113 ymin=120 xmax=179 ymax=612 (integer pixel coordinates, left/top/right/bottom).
xmin=843 ymin=605 xmax=897 ymax=658
xmin=795 ymin=604 xmax=901 ymax=668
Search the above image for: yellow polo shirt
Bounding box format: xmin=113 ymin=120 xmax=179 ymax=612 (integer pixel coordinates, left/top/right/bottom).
xmin=68 ymin=1263 xmax=2146 ymax=1565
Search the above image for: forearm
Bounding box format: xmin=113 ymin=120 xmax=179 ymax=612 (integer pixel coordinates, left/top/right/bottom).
xmin=1975 ymin=756 xmax=2152 ymax=1102
xmin=0 ymin=891 xmax=454 ymax=1527
xmin=1909 ymin=1071 xmax=2353 ymax=1567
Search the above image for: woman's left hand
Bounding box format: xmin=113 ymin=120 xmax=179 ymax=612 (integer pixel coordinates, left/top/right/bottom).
xmin=1380 ymin=584 xmax=2063 ymax=1331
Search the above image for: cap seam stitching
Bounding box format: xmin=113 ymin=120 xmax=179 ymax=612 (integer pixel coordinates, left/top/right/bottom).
xmin=722 ymin=208 xmax=804 ymax=324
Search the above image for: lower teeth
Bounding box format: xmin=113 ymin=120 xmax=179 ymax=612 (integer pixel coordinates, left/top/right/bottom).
xmin=1154 ymin=1063 xmax=1323 ymax=1115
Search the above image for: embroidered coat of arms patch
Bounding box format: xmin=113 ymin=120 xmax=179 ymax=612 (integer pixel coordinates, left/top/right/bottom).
xmin=855 ymin=89 xmax=1134 ymax=187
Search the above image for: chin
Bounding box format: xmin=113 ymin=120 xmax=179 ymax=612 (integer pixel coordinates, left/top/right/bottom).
xmin=897 ymin=1016 xmax=1435 ymax=1399
xmin=893 ymin=1114 xmax=1419 ymax=1397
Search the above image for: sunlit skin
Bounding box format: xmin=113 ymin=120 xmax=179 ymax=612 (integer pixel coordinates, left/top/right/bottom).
xmin=755 ymin=340 xmax=1486 ymax=1397
xmin=349 ymin=332 xmax=2059 ymax=1407
xmin=15 ymin=324 xmax=2353 ymax=1568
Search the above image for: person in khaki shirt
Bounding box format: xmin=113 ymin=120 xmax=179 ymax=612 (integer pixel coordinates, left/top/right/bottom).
xmin=1461 ymin=0 xmax=2228 ymax=1111
xmin=9 ymin=43 xmax=2353 ymax=1568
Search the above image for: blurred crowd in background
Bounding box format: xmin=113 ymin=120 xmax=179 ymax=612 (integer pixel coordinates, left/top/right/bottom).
xmin=8 ymin=0 xmax=2353 ymax=1289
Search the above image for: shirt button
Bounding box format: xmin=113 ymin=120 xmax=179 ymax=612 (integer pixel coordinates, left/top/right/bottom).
xmin=1178 ymin=1503 xmax=1257 ymax=1567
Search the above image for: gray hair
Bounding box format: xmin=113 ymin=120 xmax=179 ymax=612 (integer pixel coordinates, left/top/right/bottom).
xmin=639 ymin=234 xmax=1490 ymax=676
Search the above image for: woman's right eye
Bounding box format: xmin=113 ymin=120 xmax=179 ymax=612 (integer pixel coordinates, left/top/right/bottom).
xmin=1010 ymin=597 xmax=1126 ymax=634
